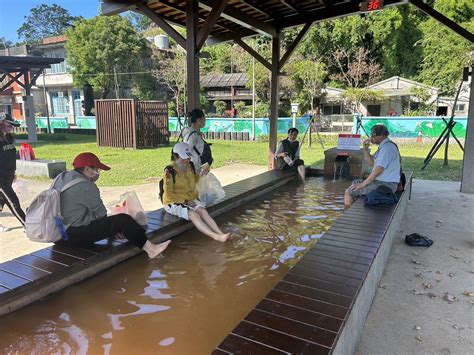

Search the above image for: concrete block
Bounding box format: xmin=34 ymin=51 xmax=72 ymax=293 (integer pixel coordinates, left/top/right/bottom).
xmin=16 ymin=159 xmax=66 ymax=179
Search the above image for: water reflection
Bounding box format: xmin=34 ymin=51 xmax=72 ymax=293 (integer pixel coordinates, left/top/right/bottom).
xmin=0 ymin=177 xmax=347 ymax=354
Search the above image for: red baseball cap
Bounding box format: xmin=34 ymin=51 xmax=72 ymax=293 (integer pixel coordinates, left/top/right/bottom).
xmin=73 ymin=152 xmax=111 ymax=170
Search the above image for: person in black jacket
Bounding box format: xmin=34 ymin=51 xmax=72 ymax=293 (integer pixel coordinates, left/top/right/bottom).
xmin=274 ymin=127 xmax=306 ymax=182
xmin=0 ymin=113 xmax=25 ymax=231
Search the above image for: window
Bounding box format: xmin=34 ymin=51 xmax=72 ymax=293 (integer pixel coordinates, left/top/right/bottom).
xmin=322 ymin=105 xmax=341 ymax=115
xmin=367 ymin=105 xmax=381 ymax=116
xmin=45 ymin=49 xmax=67 ymax=74
xmin=455 ymin=104 xmax=465 ymax=112
xmin=50 ymin=91 xmax=70 ymax=115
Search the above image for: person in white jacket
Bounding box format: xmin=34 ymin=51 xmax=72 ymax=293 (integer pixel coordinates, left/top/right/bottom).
xmin=182 ymin=108 xmax=212 ymax=175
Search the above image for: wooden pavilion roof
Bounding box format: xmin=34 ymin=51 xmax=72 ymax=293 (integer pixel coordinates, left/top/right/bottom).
xmin=102 ymin=0 xmax=407 ymax=43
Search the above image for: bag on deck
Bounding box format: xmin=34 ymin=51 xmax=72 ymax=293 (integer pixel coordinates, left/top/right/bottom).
xmin=107 ymin=191 xmax=147 ymax=228
xmin=364 ymin=185 xmax=398 ymax=206
xmin=25 ymin=175 xmax=87 ymax=242
xmin=197 ymin=173 xmax=225 ymax=206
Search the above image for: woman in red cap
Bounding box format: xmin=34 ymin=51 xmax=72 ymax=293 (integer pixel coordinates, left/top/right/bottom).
xmin=52 ymin=152 xmax=170 ymax=258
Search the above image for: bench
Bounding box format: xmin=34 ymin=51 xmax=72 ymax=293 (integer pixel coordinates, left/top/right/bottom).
xmin=0 ymin=169 xmax=297 ymax=316
xmin=214 ymin=173 xmax=413 ymax=355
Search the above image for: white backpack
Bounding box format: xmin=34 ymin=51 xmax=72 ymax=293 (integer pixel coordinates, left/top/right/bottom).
xmin=25 ymin=175 xmax=87 ymax=243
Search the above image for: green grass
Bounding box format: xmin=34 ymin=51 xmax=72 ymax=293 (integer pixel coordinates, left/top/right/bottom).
xmin=17 ymin=133 xmax=464 ymax=186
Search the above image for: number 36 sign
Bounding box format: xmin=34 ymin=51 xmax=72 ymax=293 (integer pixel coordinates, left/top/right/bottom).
xmin=360 ymin=0 xmax=384 ymax=12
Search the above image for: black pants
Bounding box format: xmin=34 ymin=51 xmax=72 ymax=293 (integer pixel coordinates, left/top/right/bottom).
xmin=57 ymin=214 xmax=148 ymax=249
xmin=0 ymin=170 xmax=26 ymax=226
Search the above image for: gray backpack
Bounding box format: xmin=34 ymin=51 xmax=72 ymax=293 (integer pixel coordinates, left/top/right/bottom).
xmin=25 ymin=175 xmax=87 ymax=243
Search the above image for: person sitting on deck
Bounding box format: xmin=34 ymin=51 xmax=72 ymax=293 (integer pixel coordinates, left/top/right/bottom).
xmin=161 ymin=142 xmax=230 ymax=242
xmin=53 ymin=152 xmax=170 ymax=258
xmin=344 ymin=124 xmax=401 ymax=207
xmin=275 ymin=127 xmax=306 ymax=182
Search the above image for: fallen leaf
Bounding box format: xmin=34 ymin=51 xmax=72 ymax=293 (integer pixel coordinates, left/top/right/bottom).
xmin=443 ymin=292 xmax=459 ymax=303
xmin=463 ymin=291 xmax=474 ymax=297
xmin=379 ymin=284 xmax=387 ymax=289
xmin=450 ymin=246 xmax=459 ymax=250
xmin=448 ymin=272 xmax=455 ymax=277
xmin=412 ymin=259 xmax=421 ymax=265
xmin=413 ymin=252 xmax=418 ymax=256
xmin=450 ymin=254 xmax=460 ymax=259
xmin=427 ymin=293 xmax=436 ymax=299
xmin=436 ymin=270 xmax=442 ymax=274
xmin=435 ymin=220 xmax=443 ymax=224
xmin=415 ymin=273 xmax=423 ymax=278
xmin=413 ymin=325 xmax=421 ymax=330
xmin=452 ymin=324 xmax=464 ymax=330
xmin=435 ymin=225 xmax=441 ymax=228
xmin=415 ymin=336 xmax=423 ymax=341
xmin=412 ymin=289 xmax=426 ymax=295
xmin=423 ymin=283 xmax=433 ymax=289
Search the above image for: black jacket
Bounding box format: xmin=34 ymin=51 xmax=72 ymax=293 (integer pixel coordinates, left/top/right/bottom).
xmin=0 ymin=134 xmax=16 ymax=174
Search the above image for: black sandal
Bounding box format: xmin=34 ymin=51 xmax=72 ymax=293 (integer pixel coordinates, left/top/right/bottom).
xmin=405 ymin=233 xmax=433 ymax=247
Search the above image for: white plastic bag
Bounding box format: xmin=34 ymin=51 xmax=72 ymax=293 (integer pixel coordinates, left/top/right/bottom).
xmin=12 ymin=179 xmax=29 ymax=202
xmin=197 ymin=173 xmax=225 ymax=206
xmin=107 ymin=191 xmax=147 ymax=227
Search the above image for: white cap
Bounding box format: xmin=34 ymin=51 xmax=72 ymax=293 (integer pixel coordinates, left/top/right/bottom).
xmin=173 ymin=142 xmax=193 ymax=159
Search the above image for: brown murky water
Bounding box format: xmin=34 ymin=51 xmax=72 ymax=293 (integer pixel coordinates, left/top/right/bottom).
xmin=0 ymin=177 xmax=347 ymax=354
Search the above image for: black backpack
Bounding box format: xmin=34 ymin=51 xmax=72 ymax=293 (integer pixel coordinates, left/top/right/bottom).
xmin=159 ymin=162 xmax=196 ymax=203
xmin=186 ymin=130 xmax=213 ymax=166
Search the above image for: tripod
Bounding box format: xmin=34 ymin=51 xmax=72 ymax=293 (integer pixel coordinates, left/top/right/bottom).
xmin=300 ymin=114 xmax=325 ymax=150
xmin=354 ymin=113 xmax=370 ymax=137
xmin=421 ymin=79 xmax=465 ymax=170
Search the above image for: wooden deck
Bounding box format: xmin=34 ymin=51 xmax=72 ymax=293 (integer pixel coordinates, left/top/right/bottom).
xmin=214 ymin=174 xmax=413 ymax=354
xmin=0 ymin=169 xmax=296 ymax=316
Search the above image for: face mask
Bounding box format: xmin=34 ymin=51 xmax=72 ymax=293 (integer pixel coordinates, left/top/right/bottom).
xmin=88 ymin=167 xmax=100 ymax=182
xmin=175 ymin=160 xmax=188 ymax=171
xmin=1 ymin=123 xmax=12 ymax=134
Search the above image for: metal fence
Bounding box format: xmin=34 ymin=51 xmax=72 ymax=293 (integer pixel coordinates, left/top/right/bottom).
xmin=95 ymin=99 xmax=169 ymax=148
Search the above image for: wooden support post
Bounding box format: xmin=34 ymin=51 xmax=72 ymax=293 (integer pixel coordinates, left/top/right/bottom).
xmin=461 ymin=65 xmax=474 ymax=193
xmin=268 ymin=32 xmax=280 ymax=169
xmin=186 ymin=0 xmax=200 ymax=111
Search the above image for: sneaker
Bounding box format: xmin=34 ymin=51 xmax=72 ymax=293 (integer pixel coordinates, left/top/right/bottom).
xmin=0 ymin=225 xmax=11 ymax=232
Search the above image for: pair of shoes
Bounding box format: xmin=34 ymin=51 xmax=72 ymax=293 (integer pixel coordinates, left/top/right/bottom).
xmin=405 ymin=233 xmax=433 ymax=247
xmin=0 ymin=225 xmax=11 ymax=232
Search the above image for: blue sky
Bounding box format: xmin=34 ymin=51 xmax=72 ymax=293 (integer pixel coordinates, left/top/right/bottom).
xmin=0 ymin=0 xmax=101 ymax=43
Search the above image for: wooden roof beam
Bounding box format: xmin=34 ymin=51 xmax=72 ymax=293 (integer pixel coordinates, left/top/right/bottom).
xmin=199 ymin=0 xmax=277 ymax=38
xmin=101 ymin=0 xmax=141 ymax=16
xmin=281 ymin=0 xmax=300 ymax=13
xmin=240 ymin=0 xmax=276 ymax=18
xmin=234 ymin=38 xmax=272 ymax=72
xmin=196 ymin=0 xmax=228 ymax=51
xmin=279 ymin=22 xmax=312 ymax=70
xmin=409 ymin=0 xmax=474 ymax=43
xmin=136 ymin=3 xmax=187 ymax=50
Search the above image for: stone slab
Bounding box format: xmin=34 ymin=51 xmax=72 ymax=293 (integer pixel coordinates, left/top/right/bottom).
xmin=16 ymin=159 xmax=66 ymax=178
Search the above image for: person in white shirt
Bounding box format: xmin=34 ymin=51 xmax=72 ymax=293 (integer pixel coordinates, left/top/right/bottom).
xmin=182 ymin=109 xmax=212 ymax=175
xmin=345 ymin=124 xmax=401 ymax=206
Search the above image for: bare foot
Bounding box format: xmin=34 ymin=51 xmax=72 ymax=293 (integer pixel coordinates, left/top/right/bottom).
xmin=144 ymin=240 xmax=171 ymax=258
xmin=212 ymin=233 xmax=230 ymax=242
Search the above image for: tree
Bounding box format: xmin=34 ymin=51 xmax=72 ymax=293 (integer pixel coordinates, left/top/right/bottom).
xmin=290 ymin=57 xmax=327 ymax=113
xmin=343 ymin=88 xmax=384 ymax=116
xmin=417 ymin=0 xmax=474 ymax=95
xmin=214 ymin=100 xmax=226 ymax=116
xmin=66 ymin=16 xmax=146 ymax=99
xmin=0 ymin=37 xmax=14 ymax=49
xmin=152 ymin=50 xmax=187 ymax=118
xmin=17 ymin=4 xmax=81 ymax=43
